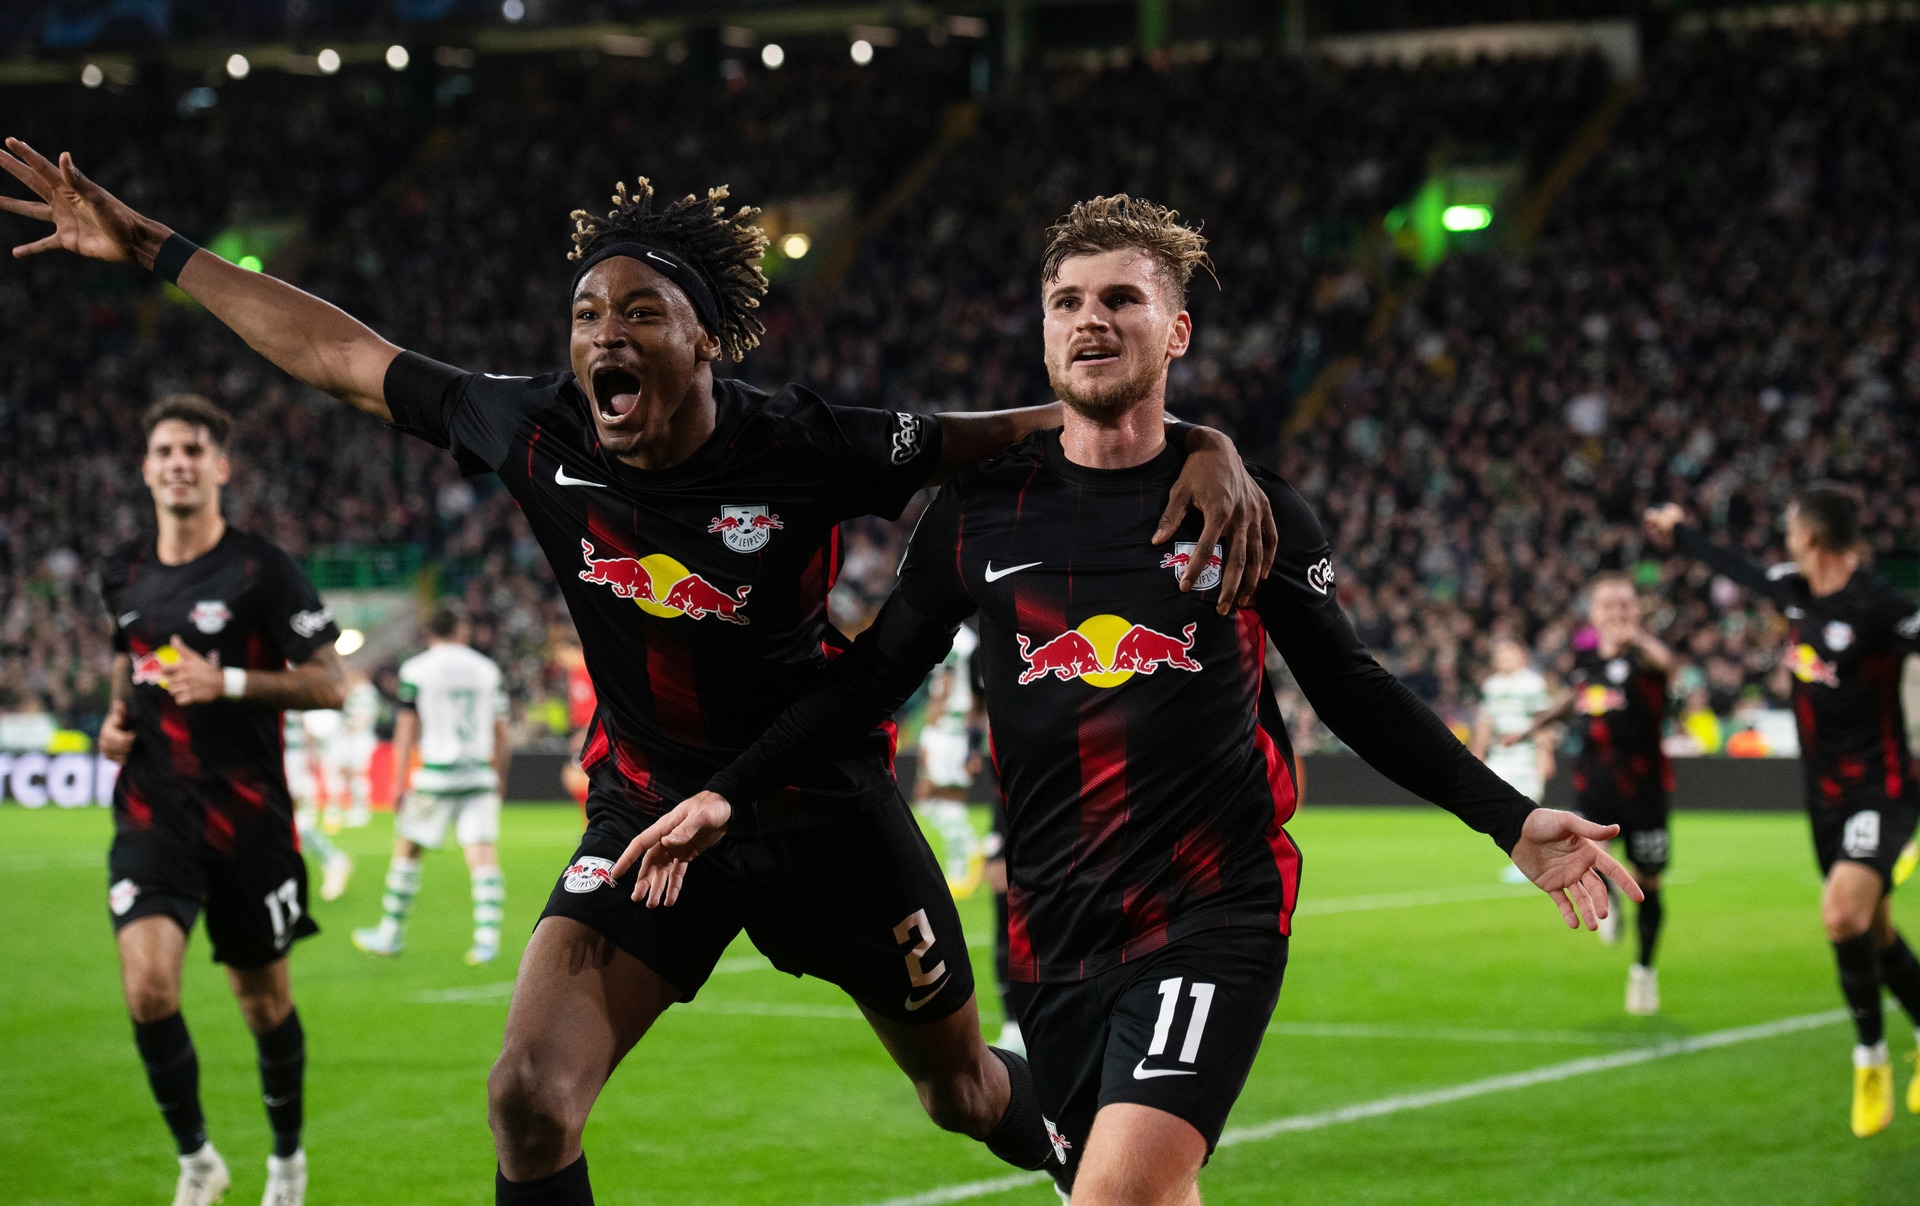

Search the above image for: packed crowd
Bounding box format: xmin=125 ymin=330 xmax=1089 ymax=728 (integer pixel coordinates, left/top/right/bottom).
xmin=3 ymin=23 xmax=1917 ymax=761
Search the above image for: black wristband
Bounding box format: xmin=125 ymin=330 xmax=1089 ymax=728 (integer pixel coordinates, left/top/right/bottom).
xmin=151 ymin=233 xmax=199 ymax=285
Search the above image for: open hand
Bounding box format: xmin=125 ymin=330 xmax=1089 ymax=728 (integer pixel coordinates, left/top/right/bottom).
xmin=611 ymin=791 xmax=733 ymax=908
xmin=1642 ymin=503 xmax=1684 ymax=549
xmin=1 ymin=138 xmax=164 ymax=265
xmin=1510 ymin=808 xmax=1643 ymax=930
xmin=98 ymin=700 xmax=134 ymax=764
xmin=164 ymin=636 xmax=225 ymax=706
xmin=1154 ymin=429 xmax=1277 ymax=612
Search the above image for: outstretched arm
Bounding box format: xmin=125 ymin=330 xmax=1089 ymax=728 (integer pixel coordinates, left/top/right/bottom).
xmin=1644 ymin=504 xmax=1789 ymax=602
xmin=2 ymin=139 xmax=400 ymax=417
xmin=1258 ymin=483 xmax=1639 ymax=928
xmin=163 ymin=639 xmax=347 ymax=711
xmin=611 ymin=589 xmax=961 ymax=904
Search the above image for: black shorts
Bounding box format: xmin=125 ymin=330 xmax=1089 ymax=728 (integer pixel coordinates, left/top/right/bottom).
xmin=539 ymin=791 xmax=974 ymax=1025
xmin=1809 ymin=795 xmax=1920 ymax=882
xmin=1007 ymin=926 xmax=1287 ymax=1190
xmin=108 ymin=824 xmax=318 ymax=970
xmin=1575 ymin=793 xmax=1671 ymax=876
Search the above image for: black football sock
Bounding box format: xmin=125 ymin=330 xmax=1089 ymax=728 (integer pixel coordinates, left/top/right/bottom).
xmin=497 ymin=1154 xmax=594 ymax=1205
xmin=132 ymin=1012 xmax=207 ymax=1155
xmin=1834 ymin=933 xmax=1886 ymax=1047
xmin=1876 ymin=931 xmax=1920 ymax=1020
xmin=993 ymin=889 xmax=1012 ymax=1006
xmin=983 ymin=1046 xmax=1053 ymax=1171
xmin=1635 ymin=888 xmax=1663 ymax=968
xmin=253 ymin=1008 xmax=305 ymax=1158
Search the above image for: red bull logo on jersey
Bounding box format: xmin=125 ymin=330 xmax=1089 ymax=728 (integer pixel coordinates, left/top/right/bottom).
xmin=1791 ymin=643 xmax=1841 ymax=688
xmin=708 ymin=505 xmax=783 ymax=554
xmin=578 ymin=540 xmax=752 ymax=625
xmin=1577 ymin=684 xmax=1626 ymax=716
xmin=129 ymin=643 xmax=182 ymax=687
xmin=1159 ymin=543 xmax=1223 ymax=591
xmin=1015 ymin=614 xmax=1202 ymax=688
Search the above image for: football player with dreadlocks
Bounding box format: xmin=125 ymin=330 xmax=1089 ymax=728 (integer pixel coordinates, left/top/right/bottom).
xmin=2 ymin=138 xmax=1278 ymax=1205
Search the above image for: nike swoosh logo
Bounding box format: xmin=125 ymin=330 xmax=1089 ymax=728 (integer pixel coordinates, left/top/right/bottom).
xmin=263 ymin=1092 xmax=300 ymax=1107
xmin=118 ymin=611 xmax=139 ymax=626
xmin=483 ymin=373 xmax=531 ymax=380
xmin=904 ymin=976 xmax=951 ymax=1012
xmin=554 ymin=465 xmax=607 ymax=488
xmin=1132 ymin=1060 xmax=1198 ymax=1080
xmin=984 ymin=561 xmax=1042 ymax=583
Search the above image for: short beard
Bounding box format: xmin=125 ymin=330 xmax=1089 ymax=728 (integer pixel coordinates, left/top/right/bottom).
xmin=1047 ymin=358 xmax=1159 ymax=425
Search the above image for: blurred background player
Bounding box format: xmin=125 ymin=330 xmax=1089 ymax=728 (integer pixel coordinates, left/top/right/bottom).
xmin=97 ymin=395 xmax=345 ymax=1206
xmin=1511 ymin=575 xmax=1674 ymax=1015
xmin=336 ymin=670 xmax=379 ymax=830
xmin=353 ymin=602 xmax=510 ymax=965
xmin=283 ymin=711 xmax=352 ymax=903
xmin=913 ymin=620 xmax=985 ymax=896
xmin=1648 ymin=491 xmax=1920 ymax=1137
xmin=982 ymin=795 xmax=1022 ymax=1057
xmin=1473 ymin=638 xmax=1555 ymax=886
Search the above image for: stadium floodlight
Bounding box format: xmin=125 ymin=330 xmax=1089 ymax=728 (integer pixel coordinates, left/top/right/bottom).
xmin=226 ymin=53 xmax=250 ymax=80
xmin=782 ymin=233 xmax=811 ymax=259
xmin=502 ymin=0 xmax=525 ymax=20
xmin=238 ymin=255 xmax=263 ymax=272
xmin=81 ymin=63 xmax=104 ymax=88
xmin=850 ymin=39 xmax=874 ymax=65
xmin=761 ymin=43 xmax=785 ymax=69
xmin=334 ymin=628 xmax=366 ymax=656
xmin=1441 ymin=204 xmax=1492 ymax=232
xmin=317 ymin=49 xmax=341 ymax=75
xmin=386 ymin=45 xmax=410 ymax=71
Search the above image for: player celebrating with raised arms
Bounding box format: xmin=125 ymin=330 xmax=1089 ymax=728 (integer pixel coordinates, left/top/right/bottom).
xmin=617 ymin=197 xmax=1642 ymax=1206
xmin=96 ymin=395 xmax=346 ymax=1206
xmin=1647 ymin=490 xmax=1920 ymax=1137
xmin=1505 ymin=575 xmax=1675 ymax=1015
xmin=2 ymin=138 xmax=1277 ymax=1205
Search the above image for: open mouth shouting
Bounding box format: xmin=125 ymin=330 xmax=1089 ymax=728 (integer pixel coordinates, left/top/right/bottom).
xmin=590 ymin=364 xmax=643 ymax=422
xmin=1069 ymin=343 xmax=1121 ymax=368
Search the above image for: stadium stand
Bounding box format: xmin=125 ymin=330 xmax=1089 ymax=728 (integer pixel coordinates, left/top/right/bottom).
xmin=3 ymin=18 xmax=1917 ymax=757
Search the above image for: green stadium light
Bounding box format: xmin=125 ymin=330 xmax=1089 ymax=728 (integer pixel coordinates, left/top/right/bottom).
xmin=1442 ymin=204 xmax=1493 ymax=232
xmin=238 ymin=255 xmax=263 ymax=272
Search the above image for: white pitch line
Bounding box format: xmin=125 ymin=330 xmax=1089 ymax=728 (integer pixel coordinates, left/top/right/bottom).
xmin=1294 ymin=883 xmax=1533 ymax=916
xmin=1265 ymin=1021 xmax=1652 ymax=1046
xmin=844 ymin=1008 xmax=1848 ymax=1206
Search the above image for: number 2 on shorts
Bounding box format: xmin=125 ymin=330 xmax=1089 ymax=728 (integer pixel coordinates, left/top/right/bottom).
xmin=1149 ymin=977 xmax=1217 ymax=1065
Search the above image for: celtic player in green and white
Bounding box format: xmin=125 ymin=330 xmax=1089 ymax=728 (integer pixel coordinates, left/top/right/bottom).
xmin=354 ymin=602 xmax=511 ymax=964
xmin=1473 ymin=638 xmax=1556 ymax=890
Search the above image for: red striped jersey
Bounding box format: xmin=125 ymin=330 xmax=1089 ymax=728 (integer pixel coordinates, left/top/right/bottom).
xmin=1676 ymin=526 xmax=1920 ymax=807
xmin=712 ymin=430 xmax=1536 ymax=982
xmin=1566 ymin=646 xmax=1671 ymax=804
xmin=383 ymin=352 xmax=942 ymax=831
xmin=100 ymin=528 xmax=338 ymax=849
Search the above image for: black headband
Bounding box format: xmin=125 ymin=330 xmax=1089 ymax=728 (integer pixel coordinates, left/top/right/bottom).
xmin=569 ymin=241 xmax=721 ymax=340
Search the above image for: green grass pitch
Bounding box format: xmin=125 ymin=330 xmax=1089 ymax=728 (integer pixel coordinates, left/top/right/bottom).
xmin=4 ymin=803 xmax=1920 ymax=1204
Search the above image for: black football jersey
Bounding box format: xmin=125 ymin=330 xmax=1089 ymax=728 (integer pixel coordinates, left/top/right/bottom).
xmin=1677 ymin=526 xmax=1920 ymax=807
xmin=710 ymin=431 xmax=1536 ymax=982
xmin=100 ymin=527 xmax=339 ymax=850
xmin=1566 ymin=645 xmax=1671 ymax=804
xmin=382 ymin=352 xmax=943 ymax=831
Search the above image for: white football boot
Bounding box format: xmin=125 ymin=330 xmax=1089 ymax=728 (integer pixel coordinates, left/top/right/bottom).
xmin=172 ymin=1143 xmax=230 ymax=1206
xmin=319 ymin=853 xmax=353 ymax=903
xmin=1626 ymin=964 xmax=1660 ymax=1016
xmin=261 ymin=1150 xmax=306 ymax=1206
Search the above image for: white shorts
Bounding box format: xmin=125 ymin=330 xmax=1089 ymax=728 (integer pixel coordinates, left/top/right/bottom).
xmin=285 ymin=752 xmax=318 ymax=808
xmin=918 ymin=727 xmax=972 ymax=790
xmin=396 ymin=789 xmax=501 ymax=850
xmin=1487 ymin=752 xmax=1544 ymax=805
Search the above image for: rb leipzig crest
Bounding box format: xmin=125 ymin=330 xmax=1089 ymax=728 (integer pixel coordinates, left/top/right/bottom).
xmin=1159 ymin=543 xmax=1223 ymax=591
xmin=708 ymin=505 xmax=783 ymax=554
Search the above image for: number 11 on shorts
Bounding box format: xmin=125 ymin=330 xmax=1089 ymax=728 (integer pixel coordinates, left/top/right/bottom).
xmin=1142 ymin=977 xmax=1215 ymax=1073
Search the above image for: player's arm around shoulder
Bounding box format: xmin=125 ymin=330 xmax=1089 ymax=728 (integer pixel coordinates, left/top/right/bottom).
xmin=1 ymin=139 xmax=400 ymax=419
